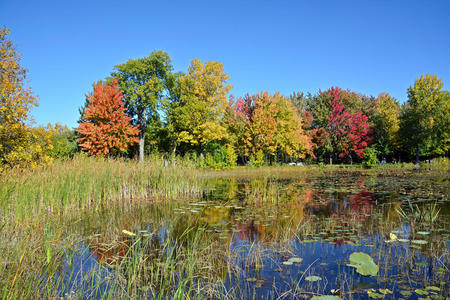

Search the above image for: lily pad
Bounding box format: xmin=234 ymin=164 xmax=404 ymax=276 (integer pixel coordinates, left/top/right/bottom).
xmin=305 ymin=275 xmax=322 ymax=282
xmin=378 ymin=288 xmax=393 ymax=294
xmin=289 ymin=257 xmax=303 ymax=263
xmin=367 ymin=290 xmax=384 ymax=299
xmin=417 ymin=231 xmax=430 ymax=235
xmin=349 ymin=252 xmax=379 ymax=276
xmin=311 ymin=296 xmax=341 ymax=300
xmin=426 ymin=286 xmax=440 ymax=292
xmin=400 ymin=290 xmax=412 ymax=297
xmin=412 ymin=240 xmax=428 ymax=244
xmin=415 ymin=289 xmax=429 ymax=295
xmin=282 ymin=261 xmax=293 ymax=265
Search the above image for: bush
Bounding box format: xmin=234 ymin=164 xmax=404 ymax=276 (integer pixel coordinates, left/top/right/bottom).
xmin=362 ymin=147 xmax=377 ymax=168
xmin=249 ymin=150 xmax=265 ymax=167
xmin=197 ymin=143 xmax=237 ymax=170
xmin=225 ymin=145 xmax=237 ymax=167
xmin=49 ymin=124 xmax=78 ymax=159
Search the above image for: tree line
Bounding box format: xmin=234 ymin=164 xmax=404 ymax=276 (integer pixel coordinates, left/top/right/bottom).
xmin=1 ymin=28 xmax=449 ymax=170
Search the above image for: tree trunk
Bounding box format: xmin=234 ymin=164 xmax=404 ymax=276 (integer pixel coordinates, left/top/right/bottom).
xmin=138 ymin=112 xmax=145 ymax=163
xmin=329 ymin=154 xmax=332 ymax=165
xmin=415 ymin=147 xmax=420 ymax=165
xmin=139 ymin=132 xmax=145 ymax=163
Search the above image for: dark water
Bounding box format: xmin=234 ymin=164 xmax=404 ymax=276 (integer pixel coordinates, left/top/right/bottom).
xmin=57 ymin=172 xmax=450 ymax=299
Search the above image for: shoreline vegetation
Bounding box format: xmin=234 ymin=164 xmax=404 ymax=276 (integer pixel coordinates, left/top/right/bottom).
xmin=0 ymin=157 xmax=448 ymax=299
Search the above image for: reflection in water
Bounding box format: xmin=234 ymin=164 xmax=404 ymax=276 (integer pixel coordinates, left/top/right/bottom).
xmin=58 ymin=174 xmax=450 ymax=298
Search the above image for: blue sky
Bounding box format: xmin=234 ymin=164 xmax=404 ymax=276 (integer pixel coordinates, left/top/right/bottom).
xmin=1 ymin=0 xmax=449 ymax=128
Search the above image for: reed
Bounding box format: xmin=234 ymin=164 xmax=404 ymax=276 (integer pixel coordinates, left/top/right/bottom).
xmin=0 ymin=155 xmax=201 ymax=220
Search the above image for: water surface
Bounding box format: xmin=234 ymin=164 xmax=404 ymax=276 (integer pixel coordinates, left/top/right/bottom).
xmin=58 ymin=171 xmax=450 ymax=299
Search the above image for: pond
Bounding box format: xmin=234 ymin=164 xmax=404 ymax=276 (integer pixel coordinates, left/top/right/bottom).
xmin=56 ymin=171 xmax=449 ymax=299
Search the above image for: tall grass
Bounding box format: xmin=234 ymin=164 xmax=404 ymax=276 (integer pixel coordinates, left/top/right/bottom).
xmin=0 ymin=155 xmax=201 ymax=299
xmin=0 ymin=155 xmax=201 ymax=220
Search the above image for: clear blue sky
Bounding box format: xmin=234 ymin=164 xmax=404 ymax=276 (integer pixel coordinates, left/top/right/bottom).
xmin=1 ymin=0 xmax=449 ymax=128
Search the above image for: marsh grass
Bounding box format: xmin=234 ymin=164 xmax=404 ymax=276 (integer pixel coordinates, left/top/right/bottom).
xmin=0 ymin=155 xmax=202 ymax=299
xmin=0 ymin=160 xmax=448 ymax=299
xmin=0 ymin=155 xmax=200 ymax=219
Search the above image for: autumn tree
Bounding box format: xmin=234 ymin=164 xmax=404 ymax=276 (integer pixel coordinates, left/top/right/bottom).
xmin=372 ymin=93 xmax=400 ymax=159
xmin=227 ymin=92 xmax=312 ymax=163
xmin=112 ymin=50 xmax=175 ymax=162
xmin=400 ymin=74 xmax=449 ymax=163
xmin=167 ymin=59 xmax=232 ymax=153
xmin=312 ymin=87 xmax=371 ymax=163
xmin=0 ymin=28 xmax=54 ymax=169
xmin=77 ymin=79 xmax=139 ymax=156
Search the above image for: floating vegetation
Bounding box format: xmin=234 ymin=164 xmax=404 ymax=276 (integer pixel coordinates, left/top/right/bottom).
xmin=311 ymin=296 xmax=341 ymax=300
xmin=412 ymin=239 xmax=428 ymax=244
xmin=348 ymin=252 xmax=379 ymax=276
xmin=305 ymin=275 xmax=322 ymax=282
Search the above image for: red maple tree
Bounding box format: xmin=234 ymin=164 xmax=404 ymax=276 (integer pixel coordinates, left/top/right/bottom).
xmin=77 ymin=79 xmax=139 ymax=155
xmin=319 ymin=87 xmax=372 ymax=160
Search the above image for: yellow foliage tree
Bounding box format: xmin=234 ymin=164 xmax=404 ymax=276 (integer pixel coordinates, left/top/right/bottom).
xmin=168 ymin=59 xmax=232 ymax=151
xmin=373 ymin=93 xmax=400 ymax=157
xmin=0 ymin=28 xmax=52 ymax=170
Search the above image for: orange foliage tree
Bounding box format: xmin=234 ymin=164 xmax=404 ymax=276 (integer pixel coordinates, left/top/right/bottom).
xmin=77 ymin=79 xmax=139 ymax=155
xmin=227 ymin=92 xmax=313 ymax=162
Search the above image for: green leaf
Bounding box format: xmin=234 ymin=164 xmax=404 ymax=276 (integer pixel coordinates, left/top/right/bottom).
xmin=349 ymin=252 xmax=379 ymax=276
xmin=288 ymin=257 xmax=303 ymax=263
xmin=311 ymin=296 xmax=341 ymax=300
xmin=367 ymin=291 xmax=384 ymax=299
xmin=412 ymin=240 xmax=428 ymax=244
xmin=305 ymin=276 xmax=322 ymax=282
xmin=415 ymin=289 xmax=429 ymax=295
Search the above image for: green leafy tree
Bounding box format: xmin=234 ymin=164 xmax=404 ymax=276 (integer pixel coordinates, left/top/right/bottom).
xmin=47 ymin=124 xmax=78 ymax=159
xmin=112 ymin=50 xmax=175 ymax=162
xmin=167 ymin=59 xmax=232 ymax=153
xmin=400 ymin=74 xmax=449 ymax=163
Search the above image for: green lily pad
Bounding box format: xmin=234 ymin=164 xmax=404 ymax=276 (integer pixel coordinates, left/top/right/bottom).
xmin=367 ymin=291 xmax=384 ymax=299
xmin=417 ymin=231 xmax=430 ymax=235
xmin=412 ymin=240 xmax=428 ymax=245
xmin=378 ymin=288 xmax=393 ymax=294
xmin=400 ymin=290 xmax=412 ymax=297
xmin=247 ymin=277 xmax=257 ymax=282
xmin=349 ymin=252 xmax=379 ymax=276
xmin=415 ymin=289 xmax=429 ymax=295
xmin=305 ymin=275 xmax=322 ymax=282
xmin=311 ymin=296 xmax=341 ymax=300
xmin=282 ymin=261 xmax=293 ymax=265
xmin=425 ymin=286 xmax=440 ymax=292
xmin=289 ymin=257 xmax=303 ymax=263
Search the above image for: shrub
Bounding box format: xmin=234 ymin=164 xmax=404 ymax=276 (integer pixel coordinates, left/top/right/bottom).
xmin=249 ymin=150 xmax=265 ymax=167
xmin=362 ymin=147 xmax=377 ymax=168
xmin=48 ymin=124 xmax=78 ymax=159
